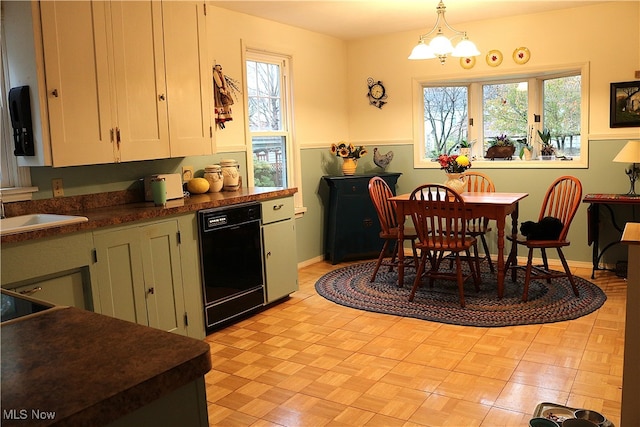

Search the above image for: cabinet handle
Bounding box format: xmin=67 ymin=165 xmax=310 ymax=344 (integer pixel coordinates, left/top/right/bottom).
xmin=147 ymin=287 xmax=155 ymax=295
xmin=363 ymin=218 xmax=374 ymax=227
xmin=266 ymin=251 xmax=271 ymax=257
xmin=19 ymin=286 xmax=43 ymax=296
xmin=272 ymin=204 xmax=284 ymax=211
xmin=159 ymin=94 xmax=166 ymax=101
xmin=51 ymin=89 xmax=59 ymax=97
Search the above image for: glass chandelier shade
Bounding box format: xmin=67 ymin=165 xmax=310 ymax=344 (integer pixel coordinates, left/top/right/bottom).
xmin=408 ymin=1 xmax=480 ymax=64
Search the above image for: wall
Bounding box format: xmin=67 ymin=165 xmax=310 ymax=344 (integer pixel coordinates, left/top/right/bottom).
xmin=24 ymin=2 xmax=640 ymax=267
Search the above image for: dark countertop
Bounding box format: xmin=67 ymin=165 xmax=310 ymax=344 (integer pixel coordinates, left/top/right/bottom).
xmin=1 ymin=187 xmax=297 ymax=244
xmin=1 ymin=306 xmax=211 ymax=427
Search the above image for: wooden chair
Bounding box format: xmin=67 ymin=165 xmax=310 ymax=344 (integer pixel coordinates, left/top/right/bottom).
xmin=368 ymin=177 xmax=418 ymax=284
xmin=464 ymin=171 xmax=496 ymax=272
xmin=505 ymin=176 xmax=583 ymax=302
xmin=407 ymin=184 xmax=481 ymax=307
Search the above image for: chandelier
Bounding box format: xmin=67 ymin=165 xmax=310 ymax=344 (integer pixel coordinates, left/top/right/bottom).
xmin=408 ymin=1 xmax=480 ymax=65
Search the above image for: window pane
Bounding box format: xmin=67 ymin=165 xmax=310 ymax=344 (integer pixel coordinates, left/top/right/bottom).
xmin=483 ymin=81 xmax=528 ymax=153
xmin=543 ymin=75 xmax=581 ymax=157
xmin=246 ymin=60 xmax=282 ymax=132
xmin=422 ymin=86 xmax=468 ymax=158
xmin=252 ymin=136 xmax=287 ymax=187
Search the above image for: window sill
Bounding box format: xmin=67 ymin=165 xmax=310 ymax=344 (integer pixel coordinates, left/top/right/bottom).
xmin=0 ymin=187 xmax=39 ymax=202
xmin=416 ymin=158 xmax=587 ymax=169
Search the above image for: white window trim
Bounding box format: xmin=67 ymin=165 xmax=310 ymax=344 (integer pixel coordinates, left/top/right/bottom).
xmin=241 ymin=41 xmax=304 ymax=212
xmin=412 ymin=62 xmax=590 ymax=169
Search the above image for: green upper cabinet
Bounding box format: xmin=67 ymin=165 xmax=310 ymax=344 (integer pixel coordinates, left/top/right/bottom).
xmin=5 ymin=0 xmax=212 ymax=167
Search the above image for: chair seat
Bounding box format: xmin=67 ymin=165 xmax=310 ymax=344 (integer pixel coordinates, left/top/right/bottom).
xmin=507 ymin=234 xmax=571 ymax=249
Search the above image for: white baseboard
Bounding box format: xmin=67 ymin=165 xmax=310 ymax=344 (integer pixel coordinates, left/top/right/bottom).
xmin=298 ymin=252 xmax=596 ymax=271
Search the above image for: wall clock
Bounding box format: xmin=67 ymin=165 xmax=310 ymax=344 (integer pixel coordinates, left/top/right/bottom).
xmin=367 ymin=77 xmax=387 ymax=108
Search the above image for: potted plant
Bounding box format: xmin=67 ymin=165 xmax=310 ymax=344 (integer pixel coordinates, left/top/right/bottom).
xmin=485 ymin=134 xmax=516 ymax=160
xmin=538 ymin=129 xmax=555 ymax=160
xmin=517 ymin=137 xmax=533 ymax=160
xmin=458 ymin=139 xmax=472 ymax=156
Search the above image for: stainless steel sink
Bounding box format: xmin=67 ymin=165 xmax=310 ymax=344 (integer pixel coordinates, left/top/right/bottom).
xmin=0 ymin=214 xmax=89 ymax=236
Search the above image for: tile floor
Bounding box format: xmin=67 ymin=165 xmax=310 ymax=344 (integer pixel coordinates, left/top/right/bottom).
xmin=204 ymin=261 xmax=626 ymax=426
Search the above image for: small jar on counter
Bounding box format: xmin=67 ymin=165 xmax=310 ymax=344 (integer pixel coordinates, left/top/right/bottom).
xmin=220 ymin=159 xmax=240 ymax=191
xmin=204 ymin=165 xmax=223 ymax=193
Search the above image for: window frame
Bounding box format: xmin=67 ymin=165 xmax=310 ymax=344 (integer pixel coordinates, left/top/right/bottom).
xmin=242 ymin=45 xmax=304 ymax=212
xmin=412 ymin=62 xmax=590 ymax=169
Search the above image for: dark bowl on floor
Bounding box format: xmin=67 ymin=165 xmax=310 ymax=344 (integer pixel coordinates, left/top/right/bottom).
xmin=573 ymin=409 xmax=606 ymax=426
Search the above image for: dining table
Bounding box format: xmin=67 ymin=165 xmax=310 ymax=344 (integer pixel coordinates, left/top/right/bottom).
xmin=389 ymin=191 xmax=529 ymax=298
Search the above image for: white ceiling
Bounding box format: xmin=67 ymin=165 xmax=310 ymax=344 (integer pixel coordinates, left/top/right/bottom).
xmin=211 ymin=0 xmax=610 ymax=40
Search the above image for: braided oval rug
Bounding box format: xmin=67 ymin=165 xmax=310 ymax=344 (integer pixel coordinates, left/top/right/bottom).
xmin=315 ymin=261 xmax=607 ymax=327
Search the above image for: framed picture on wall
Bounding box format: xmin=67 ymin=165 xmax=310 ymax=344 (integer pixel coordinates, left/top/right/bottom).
xmin=610 ymin=81 xmax=640 ymax=128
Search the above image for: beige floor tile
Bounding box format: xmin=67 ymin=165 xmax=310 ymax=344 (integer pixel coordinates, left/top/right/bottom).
xmin=204 ymin=261 xmax=625 ymax=426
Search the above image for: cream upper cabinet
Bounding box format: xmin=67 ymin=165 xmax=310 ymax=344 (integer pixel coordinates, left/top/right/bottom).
xmin=40 ymin=1 xmax=116 ymax=166
xmin=163 ymin=1 xmax=214 ymax=157
xmin=36 ymin=0 xmax=211 ymax=167
xmin=110 ymin=1 xmax=171 ymax=162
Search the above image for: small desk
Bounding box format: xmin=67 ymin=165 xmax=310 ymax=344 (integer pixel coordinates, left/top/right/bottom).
xmin=582 ymin=194 xmax=640 ymax=278
xmin=390 ymin=192 xmax=529 ymax=298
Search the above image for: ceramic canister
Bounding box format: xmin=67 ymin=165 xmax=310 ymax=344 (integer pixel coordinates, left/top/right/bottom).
xmin=204 ymin=165 xmax=223 ymax=193
xmin=221 ymin=159 xmax=240 ymax=191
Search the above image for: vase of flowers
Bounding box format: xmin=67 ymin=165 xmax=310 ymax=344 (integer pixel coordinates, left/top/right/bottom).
xmin=437 ymin=154 xmax=472 ymax=194
xmin=330 ymin=141 xmax=367 ymax=176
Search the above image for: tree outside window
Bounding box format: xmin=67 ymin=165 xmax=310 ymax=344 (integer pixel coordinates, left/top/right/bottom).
xmin=418 ymin=70 xmax=583 ymax=164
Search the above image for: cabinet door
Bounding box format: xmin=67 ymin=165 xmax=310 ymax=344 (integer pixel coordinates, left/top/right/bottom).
xmin=93 ymin=228 xmax=147 ymax=325
xmin=162 ymin=1 xmax=213 ymax=157
xmin=111 ymin=0 xmax=170 ymax=162
xmin=263 ymin=219 xmax=298 ymax=303
xmin=40 ymin=1 xmax=116 ymax=166
xmin=8 ymin=271 xmax=91 ymax=310
xmin=140 ymin=221 xmax=187 ymax=335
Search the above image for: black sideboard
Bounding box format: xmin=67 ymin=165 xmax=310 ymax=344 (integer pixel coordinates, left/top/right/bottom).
xmin=321 ymin=172 xmax=402 ymax=264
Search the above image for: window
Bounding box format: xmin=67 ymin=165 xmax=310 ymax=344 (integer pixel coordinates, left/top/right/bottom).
xmin=245 ymin=51 xmax=294 ymax=190
xmin=414 ymin=65 xmax=588 ymax=168
xmin=1 ymin=16 xmax=32 ymax=192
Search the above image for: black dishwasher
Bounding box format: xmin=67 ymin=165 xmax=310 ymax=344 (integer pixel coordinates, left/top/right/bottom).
xmin=198 ymin=203 xmax=264 ymax=332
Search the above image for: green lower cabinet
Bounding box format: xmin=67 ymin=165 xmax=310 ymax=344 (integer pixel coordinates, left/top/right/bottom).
xmin=1 ymin=232 xmax=95 ymax=310
xmin=93 ymin=220 xmax=187 ymax=336
xmin=261 ymin=197 xmax=298 ymax=303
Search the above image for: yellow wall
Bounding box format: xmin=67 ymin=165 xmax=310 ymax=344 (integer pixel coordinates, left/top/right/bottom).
xmin=346 ymin=2 xmax=639 ymax=143
xmin=209 ymin=6 xmax=350 ymax=152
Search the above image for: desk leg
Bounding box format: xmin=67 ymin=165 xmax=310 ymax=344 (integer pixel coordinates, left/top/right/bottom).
xmin=396 ymin=204 xmax=406 ymax=288
xmin=589 ymin=204 xmax=600 ymax=279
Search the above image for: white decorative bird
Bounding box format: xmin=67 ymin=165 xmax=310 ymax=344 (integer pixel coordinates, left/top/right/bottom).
xmin=373 ymin=148 xmax=394 ymax=170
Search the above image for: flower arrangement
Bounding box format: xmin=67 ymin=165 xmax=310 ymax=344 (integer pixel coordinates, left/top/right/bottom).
xmin=437 ymin=154 xmax=472 ymax=173
xmin=489 ymin=134 xmax=514 ymax=146
xmin=330 ymin=141 xmax=367 ymax=159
